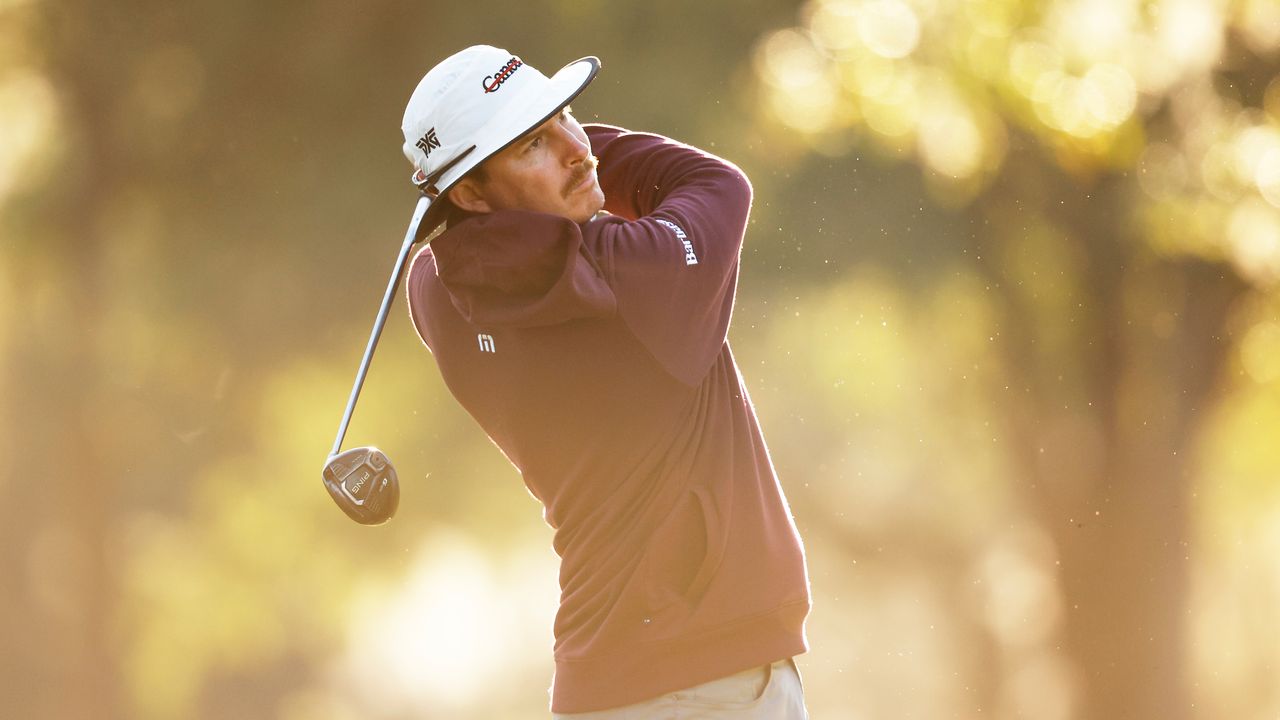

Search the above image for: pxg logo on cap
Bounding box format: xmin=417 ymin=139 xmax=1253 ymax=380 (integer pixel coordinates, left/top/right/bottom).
xmin=482 ymin=56 xmax=523 ymax=93
xmin=415 ymin=127 xmax=441 ymax=159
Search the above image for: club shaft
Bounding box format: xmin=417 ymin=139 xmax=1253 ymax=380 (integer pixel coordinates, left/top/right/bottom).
xmin=331 ymin=195 xmax=431 ymax=457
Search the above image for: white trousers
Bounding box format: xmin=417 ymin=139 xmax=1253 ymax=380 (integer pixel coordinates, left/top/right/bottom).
xmin=552 ymin=658 xmax=809 ymax=719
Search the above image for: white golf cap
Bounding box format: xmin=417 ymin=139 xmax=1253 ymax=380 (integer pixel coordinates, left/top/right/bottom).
xmin=401 ymin=45 xmax=600 ymax=223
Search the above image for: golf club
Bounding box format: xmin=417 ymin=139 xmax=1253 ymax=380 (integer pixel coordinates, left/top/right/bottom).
xmin=322 ymin=193 xmax=431 ymax=525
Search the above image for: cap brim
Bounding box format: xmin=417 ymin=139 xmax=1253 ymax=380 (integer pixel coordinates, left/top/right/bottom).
xmin=420 ymin=56 xmax=601 ymax=236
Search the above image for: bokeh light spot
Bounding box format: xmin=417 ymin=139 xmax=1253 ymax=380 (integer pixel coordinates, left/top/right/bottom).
xmin=756 ymin=29 xmax=840 ymax=134
xmin=339 ymin=534 xmax=557 ymax=715
xmin=857 ymin=0 xmax=921 ymax=59
xmin=1240 ymin=320 xmax=1280 ymax=384
xmin=1239 ymin=0 xmax=1280 ymax=54
xmin=1051 ymin=0 xmax=1135 ymax=64
xmin=1235 ymin=125 xmax=1280 ymax=189
xmin=0 ymin=70 xmax=59 ymax=203
xmin=917 ymin=79 xmax=985 ymax=179
xmin=1081 ymin=63 xmax=1137 ymax=128
xmin=1256 ymin=148 xmax=1280 ymax=208
xmin=1157 ymin=0 xmax=1224 ymax=74
xmin=809 ymin=0 xmax=863 ymax=55
xmin=1227 ymin=198 xmax=1280 ymax=285
xmin=1010 ymin=39 xmax=1064 ymax=99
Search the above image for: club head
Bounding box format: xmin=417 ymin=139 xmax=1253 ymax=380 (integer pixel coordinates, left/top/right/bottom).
xmin=322 ymin=446 xmax=399 ymax=525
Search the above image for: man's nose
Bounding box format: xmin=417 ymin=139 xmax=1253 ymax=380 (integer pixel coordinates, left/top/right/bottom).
xmin=555 ymin=125 xmax=590 ymax=164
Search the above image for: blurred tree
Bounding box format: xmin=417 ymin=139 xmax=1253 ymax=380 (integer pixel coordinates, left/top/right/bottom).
xmin=3 ymin=1 xmax=128 ymax=718
xmin=750 ymin=0 xmax=1279 ymax=718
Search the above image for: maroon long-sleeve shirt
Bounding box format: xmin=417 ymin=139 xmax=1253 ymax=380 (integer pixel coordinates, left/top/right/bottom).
xmin=405 ymin=124 xmax=810 ymax=713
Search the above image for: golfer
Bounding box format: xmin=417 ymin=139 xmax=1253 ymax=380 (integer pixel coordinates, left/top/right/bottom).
xmin=400 ymin=45 xmax=811 ymax=718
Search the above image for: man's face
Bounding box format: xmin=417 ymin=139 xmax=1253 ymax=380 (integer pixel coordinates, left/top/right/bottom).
xmin=452 ymin=108 xmax=605 ymax=224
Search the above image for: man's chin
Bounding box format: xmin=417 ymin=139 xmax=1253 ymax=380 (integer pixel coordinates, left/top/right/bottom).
xmin=571 ymin=189 xmax=606 ymax=223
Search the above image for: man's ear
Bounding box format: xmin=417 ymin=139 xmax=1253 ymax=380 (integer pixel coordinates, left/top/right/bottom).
xmin=446 ymin=177 xmax=493 ymax=214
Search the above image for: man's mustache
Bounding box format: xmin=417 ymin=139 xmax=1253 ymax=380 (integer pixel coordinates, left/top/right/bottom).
xmin=563 ymin=155 xmax=599 ymax=196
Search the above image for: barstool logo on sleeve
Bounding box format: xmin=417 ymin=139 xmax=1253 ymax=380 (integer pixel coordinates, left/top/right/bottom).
xmin=654 ymin=218 xmax=698 ymax=265
xmin=482 ymin=57 xmax=524 ymax=93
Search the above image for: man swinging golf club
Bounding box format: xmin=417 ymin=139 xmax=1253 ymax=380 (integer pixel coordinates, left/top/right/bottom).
xmin=356 ymin=44 xmax=811 ymax=717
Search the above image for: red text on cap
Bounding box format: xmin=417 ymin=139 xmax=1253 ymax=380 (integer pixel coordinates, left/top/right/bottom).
xmin=482 ymin=57 xmax=524 ymax=94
